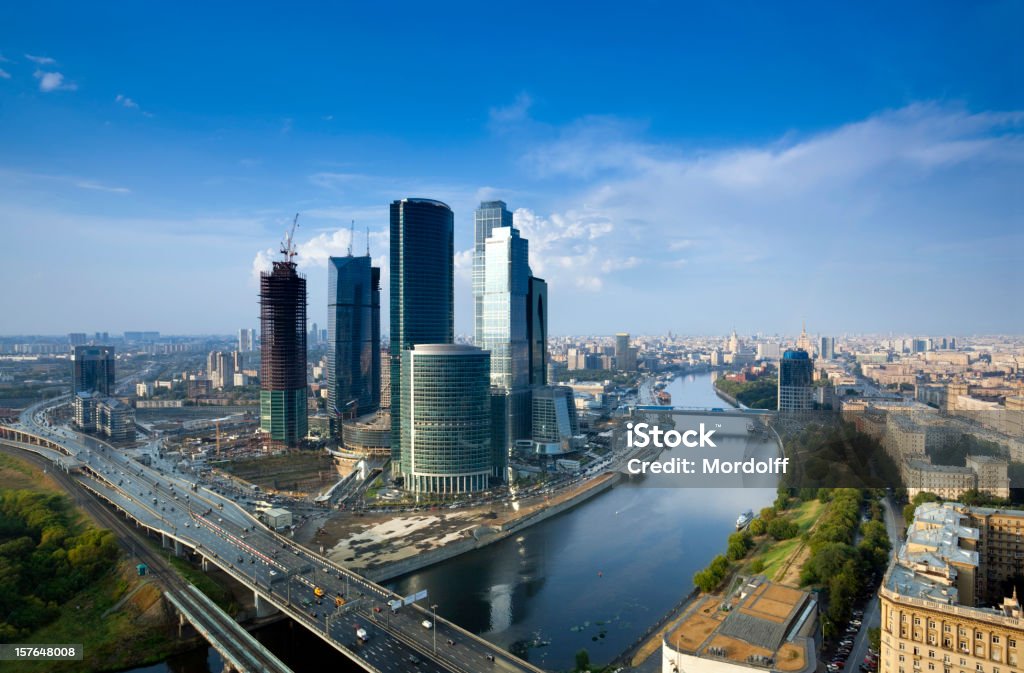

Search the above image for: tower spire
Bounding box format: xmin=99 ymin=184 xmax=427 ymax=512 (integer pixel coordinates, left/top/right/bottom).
xmin=347 ymin=220 xmax=355 ymax=257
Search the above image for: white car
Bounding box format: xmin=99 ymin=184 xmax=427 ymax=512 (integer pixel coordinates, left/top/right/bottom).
xmin=421 ymin=620 xmax=433 ymax=629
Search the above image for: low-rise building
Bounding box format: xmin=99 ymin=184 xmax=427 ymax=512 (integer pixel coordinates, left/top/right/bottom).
xmin=661 ymin=576 xmax=818 ymax=673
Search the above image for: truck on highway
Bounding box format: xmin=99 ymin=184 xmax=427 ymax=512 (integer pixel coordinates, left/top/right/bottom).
xmin=355 ymin=627 xmax=369 ymax=642
xmin=313 ymin=586 xmax=324 ymax=598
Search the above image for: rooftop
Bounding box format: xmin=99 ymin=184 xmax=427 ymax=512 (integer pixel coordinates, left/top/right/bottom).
xmin=665 ymin=577 xmax=816 ymax=672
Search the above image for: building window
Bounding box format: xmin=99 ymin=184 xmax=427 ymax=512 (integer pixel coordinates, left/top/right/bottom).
xmin=992 ymin=636 xmax=1000 ymax=644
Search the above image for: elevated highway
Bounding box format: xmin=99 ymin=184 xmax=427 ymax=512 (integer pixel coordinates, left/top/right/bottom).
xmin=2 ymin=405 xmax=547 ymax=673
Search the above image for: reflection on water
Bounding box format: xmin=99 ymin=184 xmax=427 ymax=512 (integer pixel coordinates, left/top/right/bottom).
xmin=125 ymin=372 xmax=769 ymax=673
xmin=389 ymin=372 xmax=777 ymax=670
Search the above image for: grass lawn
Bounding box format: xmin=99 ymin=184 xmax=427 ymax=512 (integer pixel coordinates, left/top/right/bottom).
xmin=744 ymin=498 xmax=824 ymax=581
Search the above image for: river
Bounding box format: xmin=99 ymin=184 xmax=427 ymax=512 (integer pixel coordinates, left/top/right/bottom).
xmin=124 ymin=371 xmax=776 ymax=672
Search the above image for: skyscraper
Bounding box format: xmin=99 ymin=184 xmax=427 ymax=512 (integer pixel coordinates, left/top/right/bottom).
xmin=390 ymin=198 xmax=454 ymax=464
xmin=819 ymin=336 xmax=835 ymax=360
xmin=238 ymin=328 xmax=255 ymax=352
xmin=259 ymin=259 xmax=308 ymax=446
xmin=481 ymin=226 xmax=530 ymax=390
xmin=473 ymin=200 xmax=513 ymax=344
xmin=72 ymin=345 xmax=115 ymax=395
xmin=327 ymin=254 xmax=381 ymax=435
xmin=778 ymin=349 xmax=814 ymax=411
xmin=400 ymin=344 xmax=492 ymax=494
xmin=527 ymin=276 xmax=548 ymax=386
xmin=615 ymin=333 xmax=636 ymax=371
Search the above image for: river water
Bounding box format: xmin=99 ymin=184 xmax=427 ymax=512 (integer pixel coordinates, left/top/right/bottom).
xmin=125 ymin=372 xmax=776 ymax=672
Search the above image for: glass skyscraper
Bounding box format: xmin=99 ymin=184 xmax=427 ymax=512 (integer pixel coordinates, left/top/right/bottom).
xmin=473 ymin=200 xmax=513 ymax=344
xmin=327 ymin=254 xmax=381 ymax=435
xmin=400 ymin=344 xmax=492 ymax=494
xmin=482 ymin=226 xmax=530 ymax=390
xmin=778 ymin=349 xmax=814 ymax=411
xmin=389 ymin=198 xmax=454 ymax=465
xmin=259 ymin=261 xmax=308 ymax=446
xmin=72 ymin=345 xmax=115 ymax=395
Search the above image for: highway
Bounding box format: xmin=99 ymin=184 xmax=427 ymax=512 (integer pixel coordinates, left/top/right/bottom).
xmin=8 ymin=399 xmax=545 ymax=673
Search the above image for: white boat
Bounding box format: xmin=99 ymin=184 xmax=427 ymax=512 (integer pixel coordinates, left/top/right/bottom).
xmin=736 ymin=509 xmax=754 ymax=530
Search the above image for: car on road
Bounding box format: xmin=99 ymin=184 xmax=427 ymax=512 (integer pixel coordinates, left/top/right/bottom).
xmin=421 ymin=620 xmax=433 ymax=629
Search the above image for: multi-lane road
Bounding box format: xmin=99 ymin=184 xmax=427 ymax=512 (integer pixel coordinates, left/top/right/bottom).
xmin=9 ymin=400 xmax=543 ymax=673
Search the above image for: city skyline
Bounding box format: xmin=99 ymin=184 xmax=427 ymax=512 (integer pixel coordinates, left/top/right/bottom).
xmin=1 ymin=3 xmax=1022 ymax=336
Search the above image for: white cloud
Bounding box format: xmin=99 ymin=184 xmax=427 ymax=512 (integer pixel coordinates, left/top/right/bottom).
xmin=74 ymin=180 xmax=131 ymax=194
xmin=0 ymin=69 xmax=10 ymax=80
xmin=454 ymin=248 xmax=473 ymax=281
xmin=308 ymin=172 xmax=369 ymax=190
xmin=115 ymin=94 xmax=139 ymax=109
xmin=34 ymin=70 xmax=76 ymax=92
xmin=25 ymin=53 xmax=56 ymax=65
xmin=511 ymin=102 xmax=1024 ymax=332
xmin=489 ymin=93 xmax=533 ymax=130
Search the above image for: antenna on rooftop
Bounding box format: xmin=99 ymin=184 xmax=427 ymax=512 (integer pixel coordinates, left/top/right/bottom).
xmin=348 ymin=219 xmax=355 ymax=257
xmin=365 ymin=224 xmax=370 ymax=257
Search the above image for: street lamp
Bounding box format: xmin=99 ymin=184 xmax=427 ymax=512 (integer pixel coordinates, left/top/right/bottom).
xmin=431 ymin=603 xmax=438 ymax=654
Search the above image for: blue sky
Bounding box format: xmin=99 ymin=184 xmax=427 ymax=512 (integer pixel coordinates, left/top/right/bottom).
xmin=1 ymin=1 xmax=1021 ymax=336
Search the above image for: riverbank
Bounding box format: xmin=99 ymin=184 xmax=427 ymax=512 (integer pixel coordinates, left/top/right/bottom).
xmin=319 ymin=471 xmax=621 ymax=582
xmin=626 ymin=495 xmax=822 ymax=669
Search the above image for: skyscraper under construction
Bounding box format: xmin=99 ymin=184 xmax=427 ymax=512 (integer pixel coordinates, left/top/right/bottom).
xmin=260 ymin=220 xmax=308 ymax=446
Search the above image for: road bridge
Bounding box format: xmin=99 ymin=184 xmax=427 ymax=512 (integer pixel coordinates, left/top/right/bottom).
xmin=3 ymin=413 xmax=547 ymax=673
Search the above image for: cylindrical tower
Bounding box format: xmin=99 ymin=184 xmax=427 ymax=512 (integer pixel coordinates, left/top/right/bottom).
xmin=400 ymin=344 xmax=492 ymax=494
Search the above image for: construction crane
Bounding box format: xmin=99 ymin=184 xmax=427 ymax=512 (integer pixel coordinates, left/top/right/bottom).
xmin=280 ymin=213 xmax=300 ymax=263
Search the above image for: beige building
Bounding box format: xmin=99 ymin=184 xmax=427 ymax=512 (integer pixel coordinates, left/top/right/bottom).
xmin=880 ymin=503 xmax=1023 ymax=673
xmin=661 ymin=576 xmax=818 ymax=673
xmin=901 ymin=458 xmax=977 ymax=500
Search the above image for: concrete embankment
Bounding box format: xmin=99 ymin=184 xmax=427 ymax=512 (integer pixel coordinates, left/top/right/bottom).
xmin=712 ymin=381 xmax=740 ymax=408
xmin=365 ymin=473 xmax=620 ymax=582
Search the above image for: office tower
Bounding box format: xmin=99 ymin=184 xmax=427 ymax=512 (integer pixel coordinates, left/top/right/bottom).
xmin=380 ymin=364 xmax=391 ymax=410
xmin=259 ymin=258 xmax=308 ymax=446
xmin=531 ymin=385 xmax=579 ymax=455
xmin=527 ymin=276 xmax=548 ymax=386
xmin=72 ymin=345 xmax=115 ymax=395
xmin=327 ymin=254 xmax=381 ymax=435
xmin=615 ymin=332 xmax=636 ymax=371
xmin=389 ymin=198 xmax=454 ymax=465
xmin=473 ymin=200 xmax=513 ymax=344
xmin=481 ymin=226 xmax=530 ymax=389
xmin=778 ymin=349 xmax=814 ymax=411
xmin=480 ymin=224 xmax=532 ymax=464
xmin=207 ymin=351 xmax=234 ymax=389
xmin=819 ymin=336 xmax=835 ymax=360
xmin=238 ymin=328 xmax=255 ymax=352
xmin=399 ymin=344 xmax=492 ymax=494
xmin=68 ymin=333 xmax=87 ymax=347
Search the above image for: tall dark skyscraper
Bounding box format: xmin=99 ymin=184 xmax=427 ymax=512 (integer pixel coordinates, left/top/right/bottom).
xmin=260 ymin=257 xmax=308 ymax=446
xmin=778 ymin=349 xmax=814 ymax=411
xmin=527 ymin=276 xmax=548 ymax=386
xmin=327 ymin=254 xmax=381 ymax=435
xmin=390 ymin=198 xmax=454 ymax=464
xmin=72 ymin=345 xmax=115 ymax=395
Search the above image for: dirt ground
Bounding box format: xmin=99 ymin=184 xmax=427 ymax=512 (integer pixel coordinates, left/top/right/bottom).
xmin=310 ymin=472 xmax=618 ymax=572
